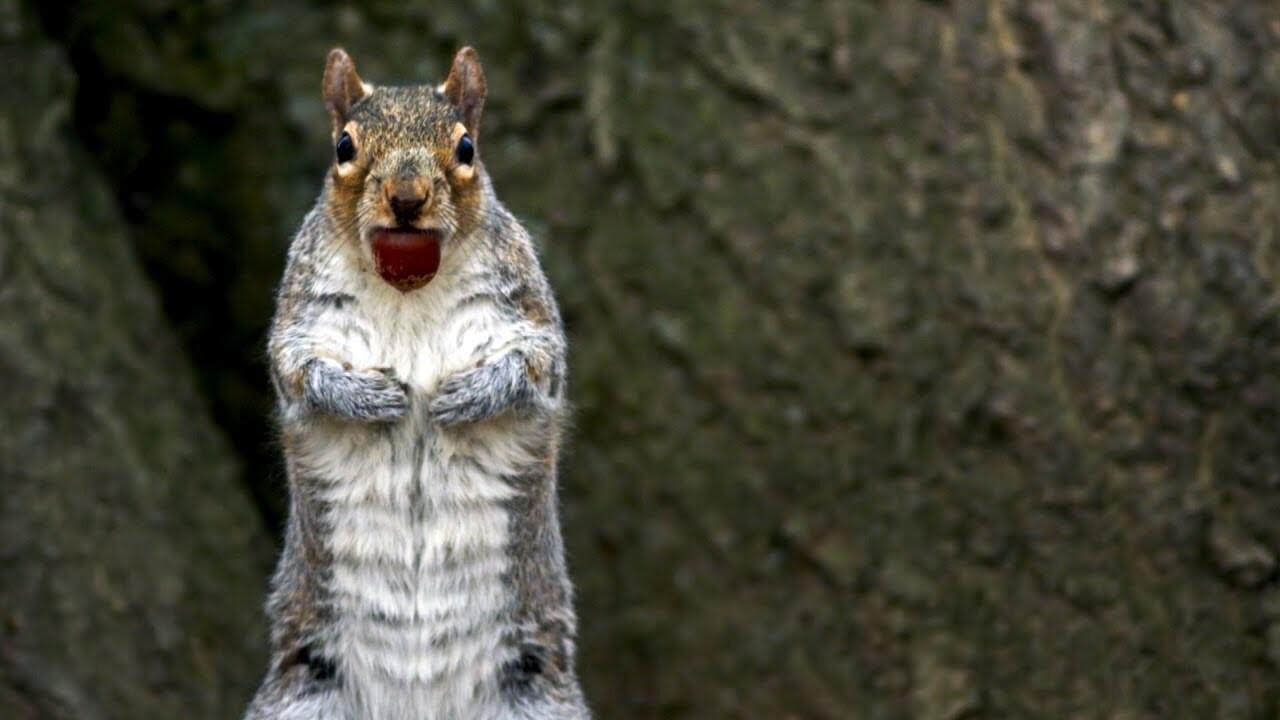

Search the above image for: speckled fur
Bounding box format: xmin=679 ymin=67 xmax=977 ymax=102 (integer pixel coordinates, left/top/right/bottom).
xmin=244 ymin=48 xmax=587 ymax=720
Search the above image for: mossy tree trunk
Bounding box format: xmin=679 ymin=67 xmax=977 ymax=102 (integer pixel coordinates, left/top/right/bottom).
xmin=0 ymin=6 xmax=269 ymax=719
xmin=6 ymin=1 xmax=1280 ymax=718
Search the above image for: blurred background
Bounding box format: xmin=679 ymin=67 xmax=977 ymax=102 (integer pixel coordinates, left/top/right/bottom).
xmin=3 ymin=0 xmax=1280 ymax=718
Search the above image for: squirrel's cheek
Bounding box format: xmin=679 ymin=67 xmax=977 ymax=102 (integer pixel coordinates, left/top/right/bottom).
xmin=453 ymin=164 xmax=476 ymax=183
xmin=333 ymin=161 xmax=363 ymax=182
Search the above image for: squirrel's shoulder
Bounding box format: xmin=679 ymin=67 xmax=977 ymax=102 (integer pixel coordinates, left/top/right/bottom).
xmin=270 ymin=200 xmax=354 ymax=326
xmin=474 ymin=202 xmax=563 ymax=329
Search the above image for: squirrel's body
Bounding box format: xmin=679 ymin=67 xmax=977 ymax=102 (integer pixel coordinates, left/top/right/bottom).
xmin=245 ymin=49 xmax=587 ymax=720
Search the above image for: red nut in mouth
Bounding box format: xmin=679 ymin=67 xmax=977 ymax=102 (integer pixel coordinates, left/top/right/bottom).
xmin=371 ymin=228 xmax=441 ymax=292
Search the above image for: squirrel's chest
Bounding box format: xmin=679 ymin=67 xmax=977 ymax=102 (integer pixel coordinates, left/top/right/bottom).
xmin=345 ymin=281 xmax=518 ymax=396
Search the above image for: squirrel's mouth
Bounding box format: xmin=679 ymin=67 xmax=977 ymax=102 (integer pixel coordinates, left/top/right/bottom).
xmin=370 ymin=227 xmax=442 ymax=293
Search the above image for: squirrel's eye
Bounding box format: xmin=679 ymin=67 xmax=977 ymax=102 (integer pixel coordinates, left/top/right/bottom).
xmin=335 ymin=132 xmax=356 ymax=164
xmin=456 ymin=135 xmax=474 ymax=165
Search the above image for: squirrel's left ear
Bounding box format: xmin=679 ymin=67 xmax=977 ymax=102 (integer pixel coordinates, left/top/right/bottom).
xmin=443 ymin=47 xmax=486 ymax=139
xmin=323 ymin=48 xmax=368 ymax=131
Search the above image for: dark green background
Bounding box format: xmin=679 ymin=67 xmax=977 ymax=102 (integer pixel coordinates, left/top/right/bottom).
xmin=3 ymin=1 xmax=1280 ymax=718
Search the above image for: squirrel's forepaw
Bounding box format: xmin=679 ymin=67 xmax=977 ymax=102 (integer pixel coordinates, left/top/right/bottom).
xmin=350 ymin=368 xmax=411 ymax=422
xmin=426 ymin=369 xmax=493 ymax=426
xmin=305 ymin=358 xmax=409 ymax=423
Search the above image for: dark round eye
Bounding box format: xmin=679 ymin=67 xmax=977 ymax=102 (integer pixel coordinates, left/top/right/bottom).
xmin=456 ymin=135 xmax=474 ymax=165
xmin=335 ymin=132 xmax=356 ymax=164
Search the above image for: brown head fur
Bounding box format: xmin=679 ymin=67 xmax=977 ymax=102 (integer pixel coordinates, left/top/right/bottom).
xmin=320 ymin=48 xmax=490 ymax=260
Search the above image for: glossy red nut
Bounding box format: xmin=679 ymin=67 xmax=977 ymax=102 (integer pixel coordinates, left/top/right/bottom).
xmin=371 ymin=229 xmax=441 ymax=292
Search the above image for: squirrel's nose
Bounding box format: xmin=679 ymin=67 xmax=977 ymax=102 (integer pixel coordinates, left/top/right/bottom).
xmin=387 ymin=185 xmax=428 ymax=225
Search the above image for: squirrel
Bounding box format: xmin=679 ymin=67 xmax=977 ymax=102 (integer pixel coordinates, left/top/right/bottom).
xmin=243 ymin=47 xmax=588 ymax=720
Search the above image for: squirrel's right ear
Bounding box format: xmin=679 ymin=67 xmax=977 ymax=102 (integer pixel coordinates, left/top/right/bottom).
xmin=323 ymin=49 xmax=368 ymax=130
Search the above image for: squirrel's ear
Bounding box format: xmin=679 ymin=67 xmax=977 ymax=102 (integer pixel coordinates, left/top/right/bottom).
xmin=442 ymin=47 xmax=486 ymax=138
xmin=323 ymin=48 xmax=367 ymax=129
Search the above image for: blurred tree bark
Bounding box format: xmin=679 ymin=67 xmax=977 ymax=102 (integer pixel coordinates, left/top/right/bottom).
xmin=0 ymin=6 xmax=269 ymax=719
xmin=8 ymin=0 xmax=1280 ymax=718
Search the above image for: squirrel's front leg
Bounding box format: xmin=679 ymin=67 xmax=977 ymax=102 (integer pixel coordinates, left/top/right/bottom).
xmin=268 ymin=296 xmax=408 ymax=423
xmin=427 ymin=346 xmax=560 ymax=426
xmin=302 ymin=357 xmax=409 ymax=422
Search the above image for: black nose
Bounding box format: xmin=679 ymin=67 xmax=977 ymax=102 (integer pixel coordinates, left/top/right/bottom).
xmin=389 ymin=191 xmax=426 ymax=225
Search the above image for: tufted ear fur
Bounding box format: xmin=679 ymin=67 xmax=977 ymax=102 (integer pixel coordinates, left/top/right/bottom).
xmin=442 ymin=47 xmax=487 ymax=139
xmin=323 ymin=48 xmax=367 ymax=132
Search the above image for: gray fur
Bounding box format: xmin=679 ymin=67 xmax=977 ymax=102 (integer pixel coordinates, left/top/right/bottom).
xmin=428 ymin=351 xmax=539 ymax=425
xmin=304 ymin=358 xmax=409 ymax=423
xmin=246 ymin=48 xmax=587 ymax=720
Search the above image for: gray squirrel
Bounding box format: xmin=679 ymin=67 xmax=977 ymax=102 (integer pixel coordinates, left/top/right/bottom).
xmin=244 ymin=47 xmax=588 ymax=720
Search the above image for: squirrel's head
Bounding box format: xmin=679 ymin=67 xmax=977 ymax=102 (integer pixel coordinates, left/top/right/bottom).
xmin=321 ymin=47 xmax=488 ymax=290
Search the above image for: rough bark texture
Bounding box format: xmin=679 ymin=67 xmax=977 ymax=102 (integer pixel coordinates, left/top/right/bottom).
xmin=0 ymin=5 xmax=269 ymax=719
xmin=6 ymin=0 xmax=1280 ymax=718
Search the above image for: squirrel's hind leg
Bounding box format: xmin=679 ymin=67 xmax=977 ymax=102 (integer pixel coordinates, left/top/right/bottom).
xmin=242 ymin=663 xmax=344 ymax=720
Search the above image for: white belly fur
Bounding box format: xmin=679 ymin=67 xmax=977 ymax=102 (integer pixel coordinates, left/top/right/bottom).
xmin=298 ymin=264 xmax=537 ymax=720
